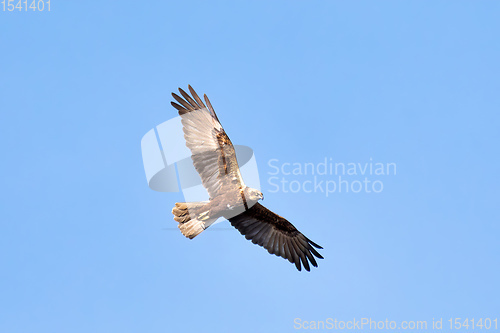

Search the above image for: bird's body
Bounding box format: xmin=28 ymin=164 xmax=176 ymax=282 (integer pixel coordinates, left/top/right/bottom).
xmin=170 ymin=86 xmax=323 ymax=271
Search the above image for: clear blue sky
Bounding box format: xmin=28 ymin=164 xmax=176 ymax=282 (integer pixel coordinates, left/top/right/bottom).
xmin=1 ymin=1 xmax=499 ymax=332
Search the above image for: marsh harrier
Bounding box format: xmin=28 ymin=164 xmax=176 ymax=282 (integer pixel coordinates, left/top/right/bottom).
xmin=170 ymin=86 xmax=323 ymax=271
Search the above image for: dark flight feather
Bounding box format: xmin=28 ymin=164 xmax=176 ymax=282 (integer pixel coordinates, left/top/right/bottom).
xmin=229 ymin=203 xmax=323 ymax=272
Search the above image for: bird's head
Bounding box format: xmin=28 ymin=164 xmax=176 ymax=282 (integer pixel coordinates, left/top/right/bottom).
xmin=244 ymin=187 xmax=264 ymax=202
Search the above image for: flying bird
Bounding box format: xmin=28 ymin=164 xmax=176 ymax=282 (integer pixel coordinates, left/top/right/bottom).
xmin=170 ymin=86 xmax=323 ymax=271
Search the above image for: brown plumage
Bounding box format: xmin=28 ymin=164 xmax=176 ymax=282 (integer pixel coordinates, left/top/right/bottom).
xmin=170 ymin=85 xmax=323 ymax=271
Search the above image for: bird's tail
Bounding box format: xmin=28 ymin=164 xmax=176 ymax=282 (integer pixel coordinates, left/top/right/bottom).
xmin=172 ymin=201 xmax=216 ymax=239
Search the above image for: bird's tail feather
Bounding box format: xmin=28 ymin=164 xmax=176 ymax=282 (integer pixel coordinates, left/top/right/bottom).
xmin=172 ymin=201 xmax=215 ymax=239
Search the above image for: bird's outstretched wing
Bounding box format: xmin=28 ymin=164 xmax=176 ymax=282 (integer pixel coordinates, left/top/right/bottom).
xmin=229 ymin=203 xmax=323 ymax=271
xmin=171 ymin=86 xmax=244 ymax=199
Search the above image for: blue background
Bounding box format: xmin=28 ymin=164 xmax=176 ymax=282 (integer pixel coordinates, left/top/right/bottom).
xmin=1 ymin=1 xmax=499 ymax=332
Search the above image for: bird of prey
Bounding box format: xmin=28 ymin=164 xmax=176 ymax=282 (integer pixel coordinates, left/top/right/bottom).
xmin=170 ymin=86 xmax=323 ymax=271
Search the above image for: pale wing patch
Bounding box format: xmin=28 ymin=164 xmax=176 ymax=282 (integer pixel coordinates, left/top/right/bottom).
xmin=181 ymin=109 xmax=227 ymax=198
